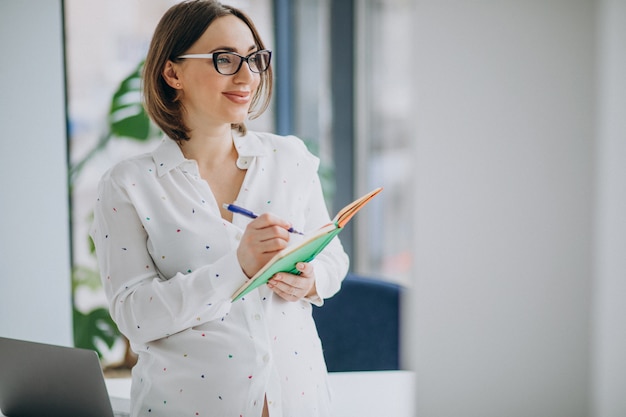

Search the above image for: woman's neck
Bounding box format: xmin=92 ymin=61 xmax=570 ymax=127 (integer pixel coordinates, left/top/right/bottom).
xmin=179 ymin=126 xmax=235 ymax=169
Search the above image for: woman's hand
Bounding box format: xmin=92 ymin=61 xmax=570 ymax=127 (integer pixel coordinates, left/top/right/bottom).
xmin=237 ymin=213 xmax=292 ymax=278
xmin=267 ymin=262 xmax=316 ymax=302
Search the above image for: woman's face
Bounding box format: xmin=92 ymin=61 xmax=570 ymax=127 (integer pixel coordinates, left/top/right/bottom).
xmin=172 ymin=15 xmax=261 ymax=132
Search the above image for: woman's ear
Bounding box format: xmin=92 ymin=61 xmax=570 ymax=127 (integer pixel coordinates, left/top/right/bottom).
xmin=162 ymin=61 xmax=182 ymax=89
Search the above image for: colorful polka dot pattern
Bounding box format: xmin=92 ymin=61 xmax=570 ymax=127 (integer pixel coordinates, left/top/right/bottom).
xmin=90 ymin=132 xmax=349 ymax=416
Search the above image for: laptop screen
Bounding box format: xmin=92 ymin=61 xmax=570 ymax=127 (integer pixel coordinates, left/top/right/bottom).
xmin=0 ymin=337 xmax=116 ymax=417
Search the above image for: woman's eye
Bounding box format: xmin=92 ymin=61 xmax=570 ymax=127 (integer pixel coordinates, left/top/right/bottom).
xmin=216 ymin=55 xmax=234 ymax=65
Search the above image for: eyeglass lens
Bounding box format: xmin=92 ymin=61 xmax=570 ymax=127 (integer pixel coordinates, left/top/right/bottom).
xmin=214 ymin=50 xmax=271 ymax=75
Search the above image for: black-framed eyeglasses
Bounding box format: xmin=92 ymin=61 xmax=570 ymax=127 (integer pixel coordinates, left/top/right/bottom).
xmin=177 ymin=49 xmax=272 ymax=75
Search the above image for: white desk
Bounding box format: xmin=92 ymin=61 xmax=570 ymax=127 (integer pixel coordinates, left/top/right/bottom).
xmin=106 ymin=370 xmax=415 ymax=417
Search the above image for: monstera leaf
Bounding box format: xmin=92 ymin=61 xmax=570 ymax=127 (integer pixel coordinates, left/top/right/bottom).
xmin=73 ymin=307 xmax=120 ymax=357
xmin=70 ymin=60 xmax=158 ymax=184
xmin=109 ymin=60 xmax=153 ymax=140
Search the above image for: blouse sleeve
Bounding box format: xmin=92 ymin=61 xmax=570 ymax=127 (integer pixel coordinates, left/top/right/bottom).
xmin=90 ymin=170 xmax=247 ymax=345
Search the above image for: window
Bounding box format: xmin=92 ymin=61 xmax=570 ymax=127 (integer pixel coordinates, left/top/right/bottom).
xmin=66 ymin=0 xmax=413 ymax=365
xmin=290 ymin=0 xmax=414 ymax=286
xmin=355 ymin=0 xmax=414 ymax=286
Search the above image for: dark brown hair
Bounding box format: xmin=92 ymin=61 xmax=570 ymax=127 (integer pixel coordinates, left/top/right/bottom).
xmin=143 ymin=0 xmax=273 ymax=140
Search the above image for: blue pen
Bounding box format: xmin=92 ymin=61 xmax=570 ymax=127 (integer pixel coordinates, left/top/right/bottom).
xmin=223 ymin=203 xmax=304 ymax=235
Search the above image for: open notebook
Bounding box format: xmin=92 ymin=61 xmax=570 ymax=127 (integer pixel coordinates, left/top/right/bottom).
xmin=0 ymin=336 xmax=129 ymax=417
xmin=232 ymin=187 xmax=383 ymax=301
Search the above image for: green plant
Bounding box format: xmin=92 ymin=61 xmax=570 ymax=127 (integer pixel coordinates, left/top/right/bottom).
xmin=71 ymin=60 xmax=156 ymax=360
xmin=70 ymin=61 xmax=155 ymax=183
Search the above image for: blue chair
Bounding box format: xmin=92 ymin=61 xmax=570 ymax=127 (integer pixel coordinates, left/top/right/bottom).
xmin=312 ymin=273 xmax=403 ymax=372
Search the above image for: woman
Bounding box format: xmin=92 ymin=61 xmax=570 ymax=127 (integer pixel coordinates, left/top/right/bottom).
xmin=90 ymin=1 xmax=349 ymax=416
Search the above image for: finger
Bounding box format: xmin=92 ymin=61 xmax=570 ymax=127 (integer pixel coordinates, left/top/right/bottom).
xmin=273 ymin=285 xmax=299 ymax=301
xmin=254 ymin=213 xmax=293 ymax=233
xmin=243 ymin=221 xmax=290 ymax=255
xmin=270 ymin=275 xmax=300 ymax=293
xmin=295 ymin=262 xmax=312 ymax=276
xmin=268 ymin=276 xmax=301 ymax=301
xmin=256 ymin=234 xmax=289 ymax=254
xmin=246 ymin=221 xmax=289 ymax=242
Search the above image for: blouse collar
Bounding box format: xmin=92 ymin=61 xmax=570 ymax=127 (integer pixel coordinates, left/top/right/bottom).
xmin=232 ymin=130 xmax=267 ymax=169
xmin=152 ymin=131 xmax=267 ymax=177
xmin=152 ymin=137 xmax=187 ymax=177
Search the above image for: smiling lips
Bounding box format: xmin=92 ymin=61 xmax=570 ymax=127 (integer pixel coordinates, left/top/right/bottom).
xmin=223 ymin=90 xmax=251 ymax=104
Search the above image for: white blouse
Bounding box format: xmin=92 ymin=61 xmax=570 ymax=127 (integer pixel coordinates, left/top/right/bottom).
xmin=90 ymin=132 xmax=349 ymax=417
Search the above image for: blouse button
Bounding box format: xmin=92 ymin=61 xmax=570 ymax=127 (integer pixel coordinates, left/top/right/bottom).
xmin=236 ymin=157 xmax=252 ymax=169
xmin=253 ymin=313 xmax=262 ymax=321
xmin=235 ymin=232 xmax=243 ymax=241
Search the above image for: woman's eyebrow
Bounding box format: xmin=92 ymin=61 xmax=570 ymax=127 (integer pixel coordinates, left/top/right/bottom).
xmin=210 ymin=44 xmax=258 ymax=53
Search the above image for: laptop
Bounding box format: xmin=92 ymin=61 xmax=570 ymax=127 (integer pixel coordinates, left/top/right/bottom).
xmin=0 ymin=336 xmax=129 ymax=417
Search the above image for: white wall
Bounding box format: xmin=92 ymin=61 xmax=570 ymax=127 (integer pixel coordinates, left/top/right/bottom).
xmin=592 ymin=1 xmax=626 ymax=416
xmin=411 ymin=1 xmax=594 ymax=416
xmin=410 ymin=1 xmax=626 ymax=417
xmin=0 ymin=0 xmax=72 ymax=346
